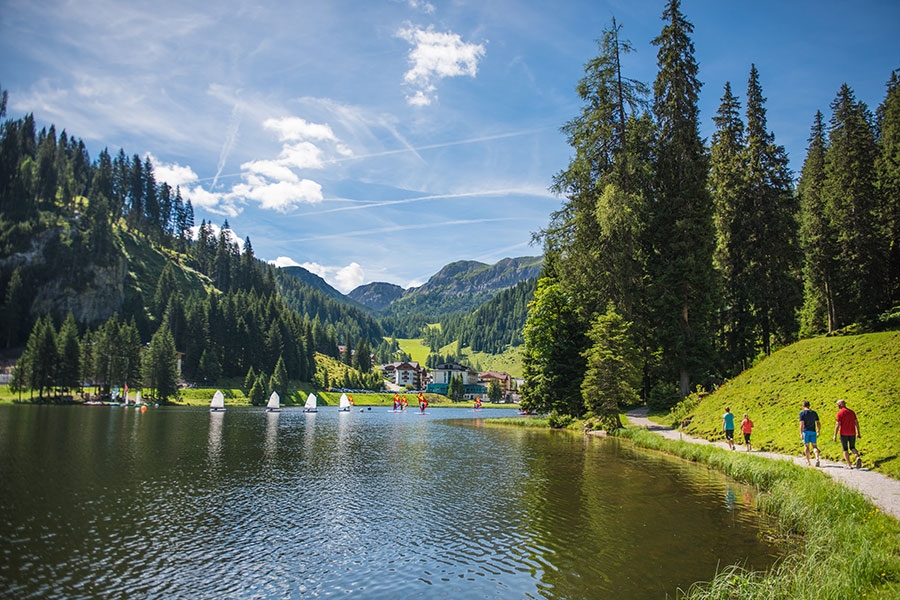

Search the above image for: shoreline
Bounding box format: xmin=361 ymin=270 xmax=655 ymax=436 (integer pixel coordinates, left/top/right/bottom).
xmin=621 ymin=406 xmax=900 ymax=521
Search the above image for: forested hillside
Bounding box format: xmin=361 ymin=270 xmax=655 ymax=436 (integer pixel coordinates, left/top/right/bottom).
xmin=425 ymin=277 xmax=535 ymax=354
xmin=521 ymin=3 xmax=900 ymax=428
xmin=0 ymin=88 xmax=387 ymax=401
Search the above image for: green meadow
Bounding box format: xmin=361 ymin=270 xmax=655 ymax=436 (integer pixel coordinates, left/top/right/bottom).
xmin=661 ymin=331 xmax=900 ymax=477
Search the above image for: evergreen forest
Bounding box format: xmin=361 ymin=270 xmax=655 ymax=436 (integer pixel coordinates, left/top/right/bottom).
xmin=0 ymin=81 xmax=533 ymax=403
xmin=520 ymin=0 xmax=900 ymax=428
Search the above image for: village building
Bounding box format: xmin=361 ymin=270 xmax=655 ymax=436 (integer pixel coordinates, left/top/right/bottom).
xmin=478 ymin=370 xmax=513 ymax=402
xmin=379 ymin=361 xmax=427 ymax=390
xmin=426 ymin=362 xmax=486 ymax=398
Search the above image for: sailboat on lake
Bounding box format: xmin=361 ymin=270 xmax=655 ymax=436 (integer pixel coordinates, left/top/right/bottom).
xmin=266 ymin=391 xmax=281 ymax=412
xmin=338 ymin=393 xmax=351 ymax=412
xmin=303 ymin=392 xmax=318 ymax=413
xmin=210 ymin=390 xmax=226 ymax=412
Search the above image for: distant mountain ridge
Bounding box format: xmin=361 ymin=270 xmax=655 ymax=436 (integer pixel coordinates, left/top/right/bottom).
xmin=347 ymin=281 xmax=404 ymax=311
xmin=348 ymin=256 xmax=543 ymax=317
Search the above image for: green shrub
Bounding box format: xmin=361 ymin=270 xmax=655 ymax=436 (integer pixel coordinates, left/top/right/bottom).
xmin=547 ymin=409 xmax=574 ymax=429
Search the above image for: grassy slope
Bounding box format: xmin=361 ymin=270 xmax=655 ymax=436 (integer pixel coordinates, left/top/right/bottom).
xmin=668 ymin=331 xmax=900 ymax=477
xmin=394 ymin=336 xmax=524 ymax=379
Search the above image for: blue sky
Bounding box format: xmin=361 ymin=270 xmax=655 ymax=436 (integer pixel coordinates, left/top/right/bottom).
xmin=2 ymin=0 xmax=898 ymax=292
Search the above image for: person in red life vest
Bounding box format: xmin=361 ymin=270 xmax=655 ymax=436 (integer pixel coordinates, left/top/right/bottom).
xmin=833 ymin=399 xmax=863 ymax=469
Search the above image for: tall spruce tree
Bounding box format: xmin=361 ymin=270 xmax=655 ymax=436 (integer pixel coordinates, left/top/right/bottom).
xmin=142 ymin=323 xmax=179 ymax=403
xmin=798 ymin=111 xmax=834 ymax=334
xmin=876 ymin=70 xmax=900 ymax=308
xmin=548 ymin=18 xmax=649 ymax=324
xmin=530 ymin=18 xmax=651 ymax=416
xmin=742 ymin=65 xmax=801 ymax=357
xmin=823 ymin=84 xmax=886 ymax=326
xmin=648 ymin=0 xmax=716 ymax=398
xmin=710 ymin=81 xmax=750 ymax=370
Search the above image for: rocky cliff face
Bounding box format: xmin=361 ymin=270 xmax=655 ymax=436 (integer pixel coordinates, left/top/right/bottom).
xmin=1 ymin=226 xmax=127 ymax=327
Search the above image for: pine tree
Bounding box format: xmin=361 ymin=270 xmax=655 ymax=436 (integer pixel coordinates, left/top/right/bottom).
xmin=876 ymin=70 xmax=900 ymax=308
xmin=272 ymin=356 xmax=289 ymax=403
xmin=798 ymin=111 xmax=833 ymax=334
xmin=581 ymin=303 xmax=640 ymax=431
xmin=3 ymin=267 xmax=28 ymax=348
xmin=243 ymin=365 xmax=257 ymax=395
xmin=823 ymin=84 xmax=886 ymax=326
xmin=142 ymin=323 xmax=179 ymax=403
xmin=56 ymin=312 xmax=81 ymax=394
xmin=710 ymin=81 xmax=749 ymax=369
xmin=648 ymin=0 xmax=716 ymax=398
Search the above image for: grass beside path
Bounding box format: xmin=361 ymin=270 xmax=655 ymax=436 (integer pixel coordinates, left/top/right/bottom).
xmin=661 ymin=331 xmax=900 ymax=478
xmin=614 ymin=427 xmax=900 ymax=599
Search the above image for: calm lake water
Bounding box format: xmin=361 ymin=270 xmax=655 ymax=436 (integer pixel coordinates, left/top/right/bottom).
xmin=0 ymin=405 xmax=780 ymax=599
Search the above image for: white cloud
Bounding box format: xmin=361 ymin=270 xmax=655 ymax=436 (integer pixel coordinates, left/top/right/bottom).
xmin=270 ymin=256 xmax=302 ymax=268
xmin=333 ymin=262 xmax=365 ymax=293
xmin=240 ymin=159 xmax=300 ymax=183
xmin=231 ymin=179 xmax=323 ymax=213
xmin=396 ymin=25 xmax=486 ymax=106
xmin=147 ymin=154 xmax=200 ymax=187
xmin=406 ymin=89 xmax=434 ymax=107
xmin=407 ymin=0 xmax=436 ymax=14
xmin=263 ymin=116 xmax=337 ymax=142
xmin=297 ymin=261 xmax=365 ymax=293
xmin=278 ymin=141 xmax=325 ymax=169
xmin=182 ymin=185 xmax=240 ymax=217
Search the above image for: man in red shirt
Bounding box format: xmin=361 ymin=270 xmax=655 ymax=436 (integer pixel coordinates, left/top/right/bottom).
xmin=833 ymin=399 xmax=863 ymax=469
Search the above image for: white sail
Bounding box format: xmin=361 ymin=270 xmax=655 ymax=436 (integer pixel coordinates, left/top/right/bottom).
xmin=267 ymin=391 xmax=280 ymax=411
xmin=210 ymin=389 xmax=226 ymax=411
xmin=304 ymin=392 xmax=317 ymax=411
xmin=135 ymin=390 xmax=142 ymax=405
xmin=339 ymin=393 xmax=351 ymax=410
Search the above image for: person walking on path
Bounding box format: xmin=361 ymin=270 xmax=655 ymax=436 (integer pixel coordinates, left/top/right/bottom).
xmin=799 ymin=401 xmax=821 ymax=467
xmin=722 ymin=407 xmax=736 ymax=450
xmin=741 ymin=413 xmax=754 ymax=452
xmin=834 ymin=399 xmax=863 ymax=469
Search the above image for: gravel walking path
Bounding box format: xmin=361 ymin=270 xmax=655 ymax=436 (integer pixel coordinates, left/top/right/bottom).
xmin=624 ymin=406 xmax=900 ymax=521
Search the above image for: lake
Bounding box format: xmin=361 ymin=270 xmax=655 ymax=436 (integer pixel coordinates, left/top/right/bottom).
xmin=0 ymin=405 xmax=780 ymax=598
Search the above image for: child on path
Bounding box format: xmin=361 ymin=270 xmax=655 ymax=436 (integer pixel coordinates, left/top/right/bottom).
xmin=741 ymin=413 xmax=754 ymax=452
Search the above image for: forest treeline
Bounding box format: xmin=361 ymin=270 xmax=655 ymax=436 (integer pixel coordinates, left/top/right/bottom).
xmin=0 ymin=86 xmax=387 ymax=401
xmin=521 ymin=0 xmax=900 ymax=427
xmin=425 ymin=278 xmax=535 ymax=354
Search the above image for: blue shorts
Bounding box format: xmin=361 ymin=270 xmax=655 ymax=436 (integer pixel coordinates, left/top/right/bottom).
xmin=803 ymin=430 xmax=817 ymax=444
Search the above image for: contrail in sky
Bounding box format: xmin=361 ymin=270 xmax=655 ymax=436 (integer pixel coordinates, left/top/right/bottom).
xmin=212 ymin=102 xmax=242 ymax=190
xmin=324 ymin=128 xmax=546 ymax=164
xmin=193 ymin=127 xmax=547 ymax=183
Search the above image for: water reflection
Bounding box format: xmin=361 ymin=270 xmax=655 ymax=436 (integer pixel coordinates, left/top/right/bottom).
xmin=0 ymin=406 xmax=780 ymax=600
xmin=208 ymin=410 xmax=224 ymax=468
xmin=264 ymin=410 xmax=279 ymax=460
